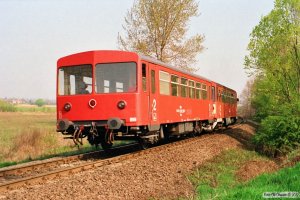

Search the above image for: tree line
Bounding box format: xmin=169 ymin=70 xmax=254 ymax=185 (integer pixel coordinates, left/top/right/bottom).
xmin=243 ymin=0 xmax=300 ymax=156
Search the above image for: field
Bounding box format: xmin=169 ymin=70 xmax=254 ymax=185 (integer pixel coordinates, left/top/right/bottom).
xmin=15 ymin=104 xmax=56 ymax=113
xmin=0 ymin=111 xmax=96 ymax=167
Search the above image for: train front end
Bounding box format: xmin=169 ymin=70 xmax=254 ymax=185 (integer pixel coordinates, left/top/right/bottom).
xmin=56 ymin=51 xmax=143 ymax=149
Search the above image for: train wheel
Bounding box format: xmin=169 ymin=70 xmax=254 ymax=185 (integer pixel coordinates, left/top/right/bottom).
xmin=194 ymin=121 xmax=203 ymax=136
xmin=101 ymin=142 xmax=113 ymax=150
xmin=138 ymin=138 xmax=149 ymax=150
xmin=101 ymin=129 xmax=114 ymax=150
xmin=189 ymin=131 xmax=196 ymax=137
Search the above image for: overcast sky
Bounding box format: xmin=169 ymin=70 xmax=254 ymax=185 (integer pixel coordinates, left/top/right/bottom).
xmin=0 ymin=0 xmax=274 ymax=99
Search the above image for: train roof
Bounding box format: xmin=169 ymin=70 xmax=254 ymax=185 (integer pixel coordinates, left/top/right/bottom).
xmin=140 ymin=55 xmax=211 ymax=82
xmin=139 ymin=54 xmax=236 ymax=93
xmin=58 ymin=50 xmax=236 ymax=93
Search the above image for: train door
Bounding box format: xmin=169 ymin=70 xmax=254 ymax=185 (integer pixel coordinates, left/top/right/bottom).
xmin=140 ymin=62 xmax=149 ymax=125
xmin=211 ymin=83 xmax=217 ymax=119
xmin=148 ymin=63 xmax=160 ymax=131
xmin=217 ymin=86 xmax=224 ymax=119
xmin=223 ymin=89 xmax=229 ymax=118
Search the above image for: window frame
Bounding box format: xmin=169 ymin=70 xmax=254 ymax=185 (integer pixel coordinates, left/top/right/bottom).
xmin=201 ymin=83 xmax=208 ymax=100
xmin=189 ymin=80 xmax=195 ymax=99
xmin=58 ymin=64 xmax=93 ymax=96
xmin=171 ymin=74 xmax=180 ymax=97
xmin=159 ymin=71 xmax=170 ymax=95
xmin=151 ymin=70 xmax=156 ymax=94
xmin=180 ymin=77 xmax=188 ymax=98
xmin=142 ymin=63 xmax=147 ymax=92
xmin=195 ymin=82 xmax=201 ymax=99
xmin=95 ymin=62 xmax=137 ymax=94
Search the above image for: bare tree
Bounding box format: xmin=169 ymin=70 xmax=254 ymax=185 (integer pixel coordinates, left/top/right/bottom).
xmin=238 ymin=78 xmax=255 ymax=118
xmin=118 ymin=0 xmax=204 ymax=72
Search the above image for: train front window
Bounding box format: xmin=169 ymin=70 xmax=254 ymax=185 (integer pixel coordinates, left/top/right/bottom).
xmin=95 ymin=62 xmax=137 ymax=93
xmin=58 ymin=65 xmax=92 ymax=95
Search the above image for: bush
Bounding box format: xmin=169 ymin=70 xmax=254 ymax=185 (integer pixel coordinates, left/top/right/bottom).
xmin=253 ymin=115 xmax=300 ymax=157
xmin=35 ymin=99 xmax=46 ymax=107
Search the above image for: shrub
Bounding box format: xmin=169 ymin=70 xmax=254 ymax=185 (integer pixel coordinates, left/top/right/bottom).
xmin=253 ymin=115 xmax=300 ymax=157
xmin=35 ymin=98 xmax=46 ymax=107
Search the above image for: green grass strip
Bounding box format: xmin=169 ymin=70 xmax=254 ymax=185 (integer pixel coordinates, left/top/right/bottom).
xmin=188 ymin=148 xmax=300 ymax=200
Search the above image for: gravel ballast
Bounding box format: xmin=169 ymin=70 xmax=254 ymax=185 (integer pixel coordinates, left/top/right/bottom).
xmin=2 ymin=125 xmax=252 ymax=200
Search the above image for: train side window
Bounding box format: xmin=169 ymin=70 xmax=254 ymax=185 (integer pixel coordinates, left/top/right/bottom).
xmin=189 ymin=80 xmax=195 ymax=98
xmin=171 ymin=75 xmax=179 ymax=96
xmin=226 ymin=91 xmax=229 ymax=103
xmin=159 ymin=71 xmax=170 ymax=95
xmin=142 ymin=63 xmax=147 ymax=92
xmin=225 ymin=91 xmax=229 ymax=103
xmin=181 ymin=78 xmax=188 ymax=97
xmin=202 ymin=84 xmax=207 ymax=100
xmin=195 ymin=82 xmax=201 ymax=99
xmin=151 ymin=70 xmax=156 ymax=94
xmin=222 ymin=91 xmax=225 ymax=102
xmin=211 ymin=86 xmax=215 ymax=102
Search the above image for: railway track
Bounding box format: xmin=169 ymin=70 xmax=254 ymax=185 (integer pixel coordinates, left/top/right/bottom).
xmin=0 ymin=143 xmax=140 ymax=180
xmin=0 ymin=142 xmax=139 ymax=180
xmin=0 ymin=123 xmax=244 ymax=193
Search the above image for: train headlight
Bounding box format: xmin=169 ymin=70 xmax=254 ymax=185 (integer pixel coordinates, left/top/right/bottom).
xmin=117 ymin=100 xmax=126 ymax=109
xmin=64 ymin=103 xmax=72 ymax=112
xmin=89 ymin=99 xmax=97 ymax=109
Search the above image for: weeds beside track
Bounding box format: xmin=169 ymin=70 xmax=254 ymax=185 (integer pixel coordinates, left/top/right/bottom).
xmin=0 ymin=124 xmax=242 ymax=193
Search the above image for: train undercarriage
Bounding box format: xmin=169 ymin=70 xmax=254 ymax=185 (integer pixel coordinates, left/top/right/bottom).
xmin=57 ymin=117 xmax=237 ymax=150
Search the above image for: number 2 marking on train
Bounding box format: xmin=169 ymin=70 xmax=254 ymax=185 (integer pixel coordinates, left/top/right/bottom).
xmin=152 ymin=99 xmax=157 ymax=111
xmin=152 ymin=99 xmax=157 ymax=121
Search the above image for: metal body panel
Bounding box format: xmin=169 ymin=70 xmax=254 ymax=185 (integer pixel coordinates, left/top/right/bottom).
xmin=56 ymin=50 xmax=237 ymax=129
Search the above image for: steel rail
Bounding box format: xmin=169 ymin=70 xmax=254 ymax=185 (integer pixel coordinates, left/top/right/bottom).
xmin=0 ymin=123 xmax=245 ymax=193
xmin=0 ymin=134 xmax=210 ymax=193
xmin=0 ymin=143 xmax=138 ymax=178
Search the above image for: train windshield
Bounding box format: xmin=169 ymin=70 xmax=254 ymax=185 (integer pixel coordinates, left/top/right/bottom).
xmin=58 ymin=65 xmax=92 ymax=95
xmin=95 ymin=62 xmax=137 ymax=93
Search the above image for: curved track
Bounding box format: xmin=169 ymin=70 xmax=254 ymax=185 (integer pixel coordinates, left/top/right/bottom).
xmin=0 ymin=123 xmax=244 ymax=193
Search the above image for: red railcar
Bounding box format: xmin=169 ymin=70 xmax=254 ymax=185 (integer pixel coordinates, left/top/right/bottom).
xmin=56 ymin=50 xmax=238 ymax=149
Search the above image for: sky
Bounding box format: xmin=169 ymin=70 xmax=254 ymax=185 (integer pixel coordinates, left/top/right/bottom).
xmin=0 ymin=0 xmax=274 ymax=99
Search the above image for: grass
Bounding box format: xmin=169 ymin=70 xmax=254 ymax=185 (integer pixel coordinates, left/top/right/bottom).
xmin=0 ymin=99 xmax=17 ymax=112
xmin=0 ymin=111 xmax=133 ymax=168
xmin=0 ymin=144 xmax=92 ymax=168
xmin=222 ymin=164 xmax=300 ymax=199
xmin=188 ymin=148 xmax=300 ymax=200
xmin=15 ymin=105 xmax=56 ymax=113
xmin=0 ymin=112 xmax=72 ymax=165
xmin=0 ymin=100 xmax=56 ymax=113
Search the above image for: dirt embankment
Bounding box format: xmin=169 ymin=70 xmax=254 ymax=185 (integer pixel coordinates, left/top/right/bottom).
xmin=2 ymin=123 xmax=261 ymax=200
xmin=236 ymin=159 xmax=279 ymax=182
